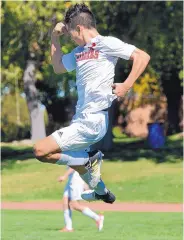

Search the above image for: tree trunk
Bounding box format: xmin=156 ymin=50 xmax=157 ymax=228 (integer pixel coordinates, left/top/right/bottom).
xmin=162 ymin=72 xmax=182 ymax=135
xmin=166 ymin=93 xmax=181 ymax=135
xmin=23 ymin=60 xmax=46 ymax=141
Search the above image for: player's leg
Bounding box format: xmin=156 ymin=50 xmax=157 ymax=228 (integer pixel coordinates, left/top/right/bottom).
xmin=60 ymin=189 xmax=73 ymax=232
xmin=34 ymin=112 xmax=115 ymax=203
xmin=33 ymin=138 xmax=90 ymax=166
xmin=69 ymin=182 xmax=104 ymax=231
xmin=59 ymin=150 xmax=115 ymax=203
xmin=80 ymin=177 xmax=116 ymax=204
xmin=34 ymin=111 xmax=108 ymax=165
xmin=79 ymin=151 xmax=116 ymax=204
xmin=33 ymin=135 xmax=61 ymax=163
xmin=79 ymin=122 xmax=116 ymax=204
xmin=34 ymin=139 xmax=115 ymax=203
xmin=33 ymin=122 xmax=95 ymax=166
xmin=33 ymin=136 xmax=112 ymax=202
xmin=69 ymin=200 xmax=104 ymax=231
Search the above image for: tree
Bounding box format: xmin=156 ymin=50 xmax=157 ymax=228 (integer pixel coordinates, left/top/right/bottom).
xmin=2 ymin=1 xmax=182 ymax=144
xmin=1 ymin=94 xmax=30 ymax=142
xmin=91 ymin=1 xmax=183 ymax=134
xmin=23 ymin=60 xmax=46 ymax=140
xmin=1 ymin=1 xmax=76 ymax=140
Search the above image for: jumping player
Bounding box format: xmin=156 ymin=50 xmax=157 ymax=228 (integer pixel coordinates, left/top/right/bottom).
xmin=33 ymin=3 xmax=150 ymax=203
xmin=58 ymin=167 xmax=104 ymax=232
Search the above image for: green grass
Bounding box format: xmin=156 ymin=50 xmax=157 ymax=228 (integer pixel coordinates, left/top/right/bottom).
xmin=2 ymin=133 xmax=183 ymax=202
xmin=2 ymin=210 xmax=182 ymax=240
xmin=2 ymin=159 xmax=182 ymax=202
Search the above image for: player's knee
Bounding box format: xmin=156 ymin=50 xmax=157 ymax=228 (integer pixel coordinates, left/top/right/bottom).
xmin=33 ymin=144 xmax=46 ymax=162
xmin=63 ymin=203 xmax=69 ymax=210
xmin=69 ymin=201 xmax=74 ymax=209
xmin=69 ymin=201 xmax=78 ymax=211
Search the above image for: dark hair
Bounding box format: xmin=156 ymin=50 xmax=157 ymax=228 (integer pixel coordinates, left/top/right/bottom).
xmin=64 ymin=3 xmax=96 ymax=30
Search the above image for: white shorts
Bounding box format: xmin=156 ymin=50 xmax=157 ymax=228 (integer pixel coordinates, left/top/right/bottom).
xmin=63 ymin=171 xmax=86 ymax=201
xmin=63 ymin=182 xmax=84 ymax=201
xmin=52 ymin=111 xmax=108 ymax=152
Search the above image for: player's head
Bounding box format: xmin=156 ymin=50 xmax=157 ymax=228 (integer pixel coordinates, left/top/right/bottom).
xmin=64 ymin=3 xmax=96 ymax=45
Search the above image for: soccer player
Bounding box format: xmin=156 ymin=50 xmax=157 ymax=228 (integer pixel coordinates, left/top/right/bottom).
xmin=58 ymin=167 xmax=104 ymax=232
xmin=33 ymin=3 xmax=150 ymax=203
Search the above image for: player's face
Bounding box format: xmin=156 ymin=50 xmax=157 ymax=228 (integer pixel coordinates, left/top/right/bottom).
xmin=66 ymin=25 xmax=85 ymax=46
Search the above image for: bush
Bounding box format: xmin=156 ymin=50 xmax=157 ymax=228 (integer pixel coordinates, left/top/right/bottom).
xmin=1 ymin=94 xmax=31 ymax=142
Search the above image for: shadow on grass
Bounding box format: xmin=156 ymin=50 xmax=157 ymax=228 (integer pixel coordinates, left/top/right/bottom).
xmin=1 ymin=135 xmax=183 ymax=170
xmin=104 ymin=138 xmax=183 ymax=163
xmin=1 ymin=146 xmax=34 ymax=170
xmin=1 ymin=146 xmax=33 ymax=160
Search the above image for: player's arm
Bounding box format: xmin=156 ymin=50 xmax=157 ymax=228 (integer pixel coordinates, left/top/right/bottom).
xmin=58 ymin=168 xmax=74 ymax=182
xmin=51 ymin=22 xmax=67 ymax=74
xmin=112 ymin=48 xmax=150 ymax=97
xmin=127 ymin=48 xmax=150 ymax=86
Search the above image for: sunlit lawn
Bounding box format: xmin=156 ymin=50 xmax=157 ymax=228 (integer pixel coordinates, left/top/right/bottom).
xmin=2 ymin=210 xmax=182 ymax=240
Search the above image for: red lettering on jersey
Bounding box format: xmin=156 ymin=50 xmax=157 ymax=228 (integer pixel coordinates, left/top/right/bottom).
xmin=89 ymin=49 xmax=95 ymax=59
xmin=84 ymin=51 xmax=88 ymax=60
xmin=94 ymin=51 xmax=99 ymax=59
xmin=76 ymin=50 xmax=99 ymax=62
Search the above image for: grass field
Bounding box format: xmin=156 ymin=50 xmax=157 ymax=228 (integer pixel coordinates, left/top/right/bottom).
xmin=2 ymin=210 xmax=182 ymax=240
xmin=2 ymin=157 xmax=182 ymax=202
xmin=2 ymin=134 xmax=183 ymax=240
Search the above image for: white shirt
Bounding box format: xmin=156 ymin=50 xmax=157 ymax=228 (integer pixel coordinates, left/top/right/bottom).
xmin=62 ymin=35 xmax=136 ymax=114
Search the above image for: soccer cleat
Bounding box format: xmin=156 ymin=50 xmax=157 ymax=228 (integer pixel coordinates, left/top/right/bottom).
xmin=59 ymin=227 xmax=74 ymax=232
xmin=96 ymin=214 xmax=104 ymax=231
xmin=100 ymin=190 xmax=116 ymax=204
xmin=81 ymin=189 xmax=97 ymax=201
xmin=85 ymin=150 xmax=104 ymax=189
xmin=81 ymin=189 xmax=116 ymax=204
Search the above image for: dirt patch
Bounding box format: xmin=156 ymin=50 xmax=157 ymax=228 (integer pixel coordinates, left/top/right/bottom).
xmin=2 ymin=202 xmax=183 ymax=212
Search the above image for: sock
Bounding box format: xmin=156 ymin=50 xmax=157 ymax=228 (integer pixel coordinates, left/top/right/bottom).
xmin=56 ymin=151 xmax=89 ymax=166
xmin=94 ymin=179 xmax=108 ymax=195
xmin=63 ymin=209 xmax=72 ymax=230
xmin=81 ymin=173 xmax=108 ymax=195
xmin=80 ymin=172 xmax=90 ymax=185
xmin=82 ymin=207 xmax=100 ymax=221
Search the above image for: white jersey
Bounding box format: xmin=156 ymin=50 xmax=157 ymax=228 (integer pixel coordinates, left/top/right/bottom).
xmin=62 ymin=35 xmax=136 ymax=114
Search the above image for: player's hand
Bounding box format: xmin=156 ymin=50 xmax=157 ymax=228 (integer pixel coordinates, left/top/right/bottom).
xmin=52 ymin=22 xmax=67 ymax=37
xmin=58 ymin=175 xmax=67 ymax=182
xmin=112 ymin=82 xmax=131 ymax=100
